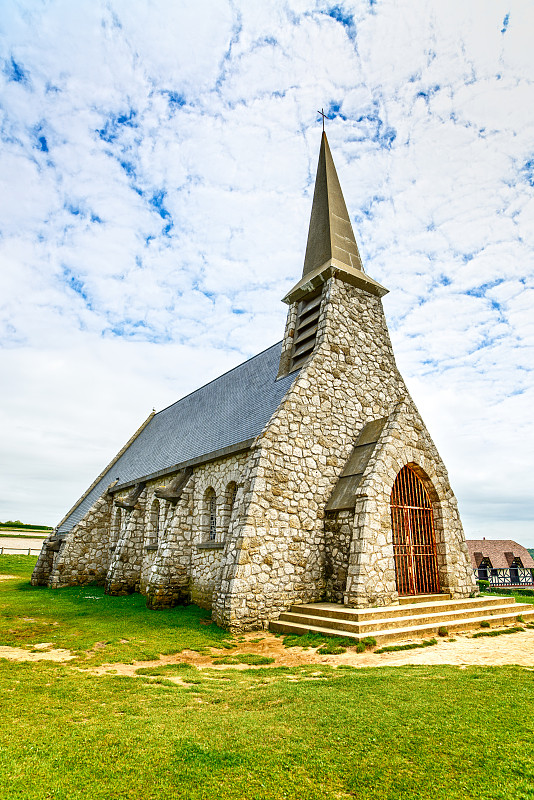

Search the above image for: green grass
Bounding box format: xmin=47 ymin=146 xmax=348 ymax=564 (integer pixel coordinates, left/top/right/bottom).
xmin=134 ymin=663 xmax=196 ymax=676
xmin=282 ymin=632 xmax=356 ymax=650
xmin=0 ymin=555 xmax=234 ymax=665
xmin=2 ymin=556 xmax=534 ymax=799
xmin=375 ymin=638 xmax=437 ymax=654
xmin=1 ymin=660 xmax=534 ymax=799
xmin=472 ymin=626 xmax=524 ymax=639
xmin=211 ymin=653 xmax=275 ymax=666
xmin=0 ymin=554 xmax=38 ymax=576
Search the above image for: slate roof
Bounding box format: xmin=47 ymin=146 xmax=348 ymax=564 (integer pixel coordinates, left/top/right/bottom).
xmin=466 ymin=539 xmax=534 ymax=569
xmin=58 ymin=342 xmax=297 ymax=533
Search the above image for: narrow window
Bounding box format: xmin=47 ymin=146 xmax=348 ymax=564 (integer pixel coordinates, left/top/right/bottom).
xmin=206 ymin=489 xmax=217 ymax=541
xmin=111 ymin=505 xmax=122 ymax=544
xmin=228 ymin=482 xmax=238 ymax=514
xmin=147 ymin=498 xmax=160 ymax=548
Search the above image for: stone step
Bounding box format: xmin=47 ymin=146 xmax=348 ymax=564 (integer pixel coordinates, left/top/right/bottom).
xmin=289 ymin=595 xmax=516 ymax=623
xmin=270 ymin=607 xmax=534 ymax=645
xmin=278 ymin=602 xmax=534 ymax=635
xmin=399 ymin=593 xmax=452 ymax=604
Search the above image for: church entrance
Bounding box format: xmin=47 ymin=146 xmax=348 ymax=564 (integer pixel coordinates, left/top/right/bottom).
xmin=390 ymin=465 xmax=440 ymax=596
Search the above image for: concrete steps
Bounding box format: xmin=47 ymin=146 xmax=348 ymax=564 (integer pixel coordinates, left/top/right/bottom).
xmin=269 ymin=595 xmax=534 ymax=645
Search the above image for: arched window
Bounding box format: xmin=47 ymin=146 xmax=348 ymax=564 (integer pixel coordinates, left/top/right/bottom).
xmin=205 ymin=488 xmax=217 ymax=541
xmin=390 ymin=465 xmax=440 ymax=596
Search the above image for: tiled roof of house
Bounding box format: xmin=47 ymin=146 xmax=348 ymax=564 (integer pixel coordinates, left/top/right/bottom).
xmin=57 ymin=341 xmax=297 ymax=533
xmin=466 ymin=539 xmax=534 ymax=569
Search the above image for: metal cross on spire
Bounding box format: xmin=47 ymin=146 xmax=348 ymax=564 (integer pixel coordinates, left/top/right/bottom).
xmin=317 ymin=108 xmax=328 ymax=132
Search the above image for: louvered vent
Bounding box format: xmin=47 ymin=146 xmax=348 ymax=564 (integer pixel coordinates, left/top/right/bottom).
xmin=289 ymin=291 xmax=322 ymax=372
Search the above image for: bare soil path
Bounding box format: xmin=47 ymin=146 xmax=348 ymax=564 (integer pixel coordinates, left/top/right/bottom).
xmin=1 ymin=628 xmax=530 ymax=675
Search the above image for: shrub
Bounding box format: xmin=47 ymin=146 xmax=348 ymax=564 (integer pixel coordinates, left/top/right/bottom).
xmin=317 ymin=644 xmax=346 ymax=655
xmin=437 ymin=626 xmax=448 ymax=637
xmin=480 ymin=620 xmax=490 ymax=628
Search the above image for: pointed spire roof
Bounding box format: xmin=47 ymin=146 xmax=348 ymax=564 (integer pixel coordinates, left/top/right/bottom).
xmin=283 ymin=132 xmax=388 ymax=304
xmin=303 ymin=131 xmax=363 ymax=277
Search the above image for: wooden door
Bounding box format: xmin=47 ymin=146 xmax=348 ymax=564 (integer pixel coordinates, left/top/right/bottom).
xmin=390 ymin=466 xmax=440 ymax=596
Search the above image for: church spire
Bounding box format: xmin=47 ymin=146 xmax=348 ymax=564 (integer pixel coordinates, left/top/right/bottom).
xmin=303 ymin=131 xmax=363 ymax=277
xmin=283 ymin=132 xmax=388 ymax=305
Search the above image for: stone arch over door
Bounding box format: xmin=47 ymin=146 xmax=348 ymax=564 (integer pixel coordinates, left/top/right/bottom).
xmin=390 ymin=464 xmax=440 ymax=596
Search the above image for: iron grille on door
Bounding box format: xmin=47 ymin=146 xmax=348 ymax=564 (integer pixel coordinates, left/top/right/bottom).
xmin=390 ymin=465 xmax=440 ymax=596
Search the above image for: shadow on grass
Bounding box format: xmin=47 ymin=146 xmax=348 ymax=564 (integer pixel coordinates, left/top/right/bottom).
xmin=0 ymin=560 xmax=234 ymax=663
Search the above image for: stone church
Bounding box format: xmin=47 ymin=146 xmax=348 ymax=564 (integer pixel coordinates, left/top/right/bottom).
xmin=33 ymin=132 xmax=476 ymax=630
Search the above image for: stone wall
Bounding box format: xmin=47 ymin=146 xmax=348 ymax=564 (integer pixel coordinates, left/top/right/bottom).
xmin=324 ymin=509 xmax=354 ymax=603
xmin=344 ymin=399 xmax=476 ymax=606
xmin=145 ymin=453 xmax=247 ymax=609
xmin=32 ymin=490 xmax=114 ymax=588
xmin=145 ymin=478 xmax=195 ymax=609
xmin=105 ymin=492 xmax=147 ymax=595
xmin=189 ymin=455 xmax=247 ymax=609
xmin=31 ymin=532 xmax=59 ymax=586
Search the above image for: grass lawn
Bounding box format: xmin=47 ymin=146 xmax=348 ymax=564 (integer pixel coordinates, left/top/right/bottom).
xmin=1 ymin=555 xmax=534 ymax=800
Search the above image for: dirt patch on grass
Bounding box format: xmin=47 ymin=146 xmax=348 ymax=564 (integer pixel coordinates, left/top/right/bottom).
xmin=0 ymin=575 xmax=19 ymax=581
xmin=82 ymin=627 xmax=534 ymax=678
xmin=0 ymin=644 xmax=75 ymax=662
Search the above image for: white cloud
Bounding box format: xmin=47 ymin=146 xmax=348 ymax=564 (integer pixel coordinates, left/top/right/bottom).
xmin=0 ymin=0 xmax=533 ymax=547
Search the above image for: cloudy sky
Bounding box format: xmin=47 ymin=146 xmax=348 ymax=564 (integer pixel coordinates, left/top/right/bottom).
xmin=1 ymin=0 xmax=533 ymax=545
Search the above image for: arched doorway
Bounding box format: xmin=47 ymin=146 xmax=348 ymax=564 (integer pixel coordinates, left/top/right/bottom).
xmin=390 ymin=465 xmax=440 ymax=596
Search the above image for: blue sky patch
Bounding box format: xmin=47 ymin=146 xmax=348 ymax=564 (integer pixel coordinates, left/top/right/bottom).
xmin=149 ymin=190 xmax=173 ymax=235
xmin=3 ymin=56 xmax=29 ymax=84
xmin=327 ymin=101 xmax=346 ymax=122
xmin=61 ymin=266 xmax=91 ymax=307
xmin=356 ymin=109 xmax=396 ymax=148
xmin=327 ymin=5 xmax=355 ymax=31
xmin=120 ymin=160 xmax=136 ymax=177
xmin=97 ymin=109 xmax=138 ymax=143
xmin=165 ymin=91 xmax=187 ymax=109
xmin=522 ymin=158 xmax=534 ymax=187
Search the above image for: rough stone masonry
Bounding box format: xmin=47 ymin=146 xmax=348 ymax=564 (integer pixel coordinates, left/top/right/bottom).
xmin=32 ymin=131 xmax=476 ymax=630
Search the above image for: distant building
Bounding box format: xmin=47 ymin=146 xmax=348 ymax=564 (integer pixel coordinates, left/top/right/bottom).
xmin=467 ymin=539 xmax=534 ymax=587
xmin=32 ymin=132 xmax=476 ymax=630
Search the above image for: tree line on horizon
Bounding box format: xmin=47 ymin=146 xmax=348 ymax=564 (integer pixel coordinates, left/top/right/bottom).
xmin=0 ymin=520 xmax=53 ymax=531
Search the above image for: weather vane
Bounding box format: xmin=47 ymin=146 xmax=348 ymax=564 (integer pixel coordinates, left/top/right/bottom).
xmin=317 ymin=108 xmax=328 ymax=132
